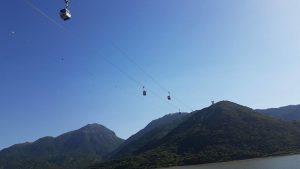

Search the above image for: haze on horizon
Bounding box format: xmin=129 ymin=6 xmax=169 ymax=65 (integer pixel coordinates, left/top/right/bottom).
xmin=0 ymin=0 xmax=299 ymax=150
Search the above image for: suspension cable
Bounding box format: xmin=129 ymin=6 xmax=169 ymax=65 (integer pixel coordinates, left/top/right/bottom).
xmin=22 ymin=0 xmax=185 ymax=112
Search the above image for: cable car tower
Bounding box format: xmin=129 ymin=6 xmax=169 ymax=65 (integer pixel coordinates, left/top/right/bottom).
xmin=60 ymin=0 xmax=71 ymax=21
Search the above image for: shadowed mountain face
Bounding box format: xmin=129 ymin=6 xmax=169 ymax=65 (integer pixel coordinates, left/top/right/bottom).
xmin=110 ymin=112 xmax=189 ymax=158
xmin=0 ymin=124 xmax=124 ymax=169
xmin=257 ymin=104 xmax=300 ymax=121
xmin=92 ymin=101 xmax=300 ymax=169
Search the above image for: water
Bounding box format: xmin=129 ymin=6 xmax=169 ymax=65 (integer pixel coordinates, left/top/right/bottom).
xmin=161 ymin=154 xmax=300 ymax=169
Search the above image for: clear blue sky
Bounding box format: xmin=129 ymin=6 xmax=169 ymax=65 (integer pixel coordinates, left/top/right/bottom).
xmin=0 ymin=0 xmax=299 ymax=150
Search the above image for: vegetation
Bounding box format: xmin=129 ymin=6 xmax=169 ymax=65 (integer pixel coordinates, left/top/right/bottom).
xmin=90 ymin=101 xmax=300 ymax=169
xmin=257 ymin=104 xmax=300 ymax=121
xmin=0 ymin=124 xmax=124 ymax=169
xmin=110 ymin=112 xmax=189 ymax=159
xmin=2 ymin=101 xmax=300 ymax=169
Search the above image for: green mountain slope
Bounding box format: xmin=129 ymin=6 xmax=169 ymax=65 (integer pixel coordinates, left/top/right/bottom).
xmin=91 ymin=101 xmax=300 ymax=169
xmin=110 ymin=112 xmax=189 ymax=159
xmin=257 ymin=104 xmax=300 ymax=121
xmin=0 ymin=124 xmax=124 ymax=169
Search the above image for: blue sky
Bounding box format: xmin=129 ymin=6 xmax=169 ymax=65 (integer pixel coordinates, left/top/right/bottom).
xmin=0 ymin=0 xmax=299 ymax=150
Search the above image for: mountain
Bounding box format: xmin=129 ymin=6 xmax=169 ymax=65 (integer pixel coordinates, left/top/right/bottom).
xmin=0 ymin=123 xmax=124 ymax=169
xmin=257 ymin=104 xmax=300 ymax=121
xmin=91 ymin=101 xmax=300 ymax=169
xmin=109 ymin=112 xmax=189 ymax=158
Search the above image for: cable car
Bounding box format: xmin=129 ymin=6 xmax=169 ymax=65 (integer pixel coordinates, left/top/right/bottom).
xmin=60 ymin=9 xmax=71 ymax=21
xmin=60 ymin=0 xmax=71 ymax=21
xmin=167 ymin=92 xmax=171 ymax=100
xmin=143 ymin=86 xmax=147 ymax=96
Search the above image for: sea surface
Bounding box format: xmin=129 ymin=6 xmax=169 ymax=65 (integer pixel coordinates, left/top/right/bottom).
xmin=161 ymin=154 xmax=300 ymax=169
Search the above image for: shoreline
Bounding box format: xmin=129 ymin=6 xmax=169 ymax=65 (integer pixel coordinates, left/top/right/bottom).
xmin=159 ymin=152 xmax=300 ymax=169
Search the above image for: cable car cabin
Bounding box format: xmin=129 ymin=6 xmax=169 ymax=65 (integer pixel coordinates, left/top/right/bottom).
xmin=167 ymin=92 xmax=171 ymax=100
xmin=60 ymin=8 xmax=71 ymax=21
xmin=167 ymin=95 xmax=171 ymax=100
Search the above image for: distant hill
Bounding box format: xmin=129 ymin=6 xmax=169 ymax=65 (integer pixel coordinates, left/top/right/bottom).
xmin=91 ymin=101 xmax=300 ymax=169
xmin=109 ymin=112 xmax=189 ymax=158
xmin=257 ymin=104 xmax=300 ymax=121
xmin=0 ymin=124 xmax=124 ymax=169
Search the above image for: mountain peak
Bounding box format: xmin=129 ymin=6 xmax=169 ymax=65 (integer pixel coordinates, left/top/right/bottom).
xmin=81 ymin=123 xmax=105 ymax=129
xmin=74 ymin=123 xmax=119 ymax=138
xmin=212 ymin=100 xmax=241 ymax=107
xmin=257 ymin=104 xmax=300 ymax=121
xmin=0 ymin=123 xmax=124 ymax=169
xmin=79 ymin=123 xmax=111 ymax=132
xmin=208 ymin=100 xmax=253 ymax=112
xmin=93 ymin=102 xmax=300 ymax=169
